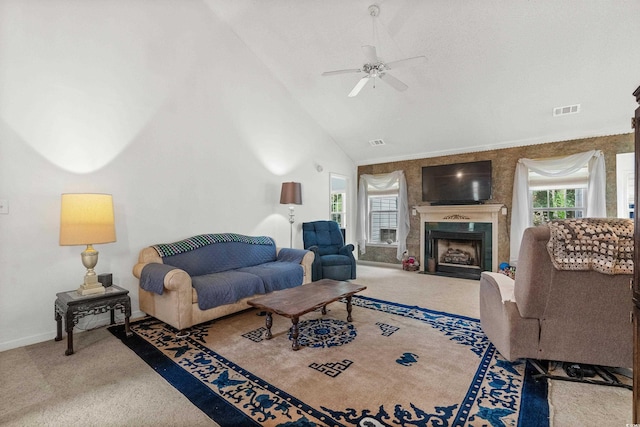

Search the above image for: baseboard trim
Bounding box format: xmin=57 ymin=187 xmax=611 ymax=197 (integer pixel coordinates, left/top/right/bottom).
xmin=0 ymin=309 xmax=146 ymax=353
xmin=357 ymin=260 xmax=403 ymax=269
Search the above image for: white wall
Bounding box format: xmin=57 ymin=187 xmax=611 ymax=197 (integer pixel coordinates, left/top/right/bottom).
xmin=0 ymin=1 xmax=356 ymax=351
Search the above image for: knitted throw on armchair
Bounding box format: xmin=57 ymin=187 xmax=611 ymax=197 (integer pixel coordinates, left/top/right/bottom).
xmin=546 ymin=218 xmax=634 ymax=275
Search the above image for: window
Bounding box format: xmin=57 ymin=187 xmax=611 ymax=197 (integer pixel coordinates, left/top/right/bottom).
xmin=330 ymin=193 xmax=345 ymax=227
xmin=531 ymin=189 xmax=585 ymax=225
xmin=357 ymin=170 xmax=409 ymax=259
xmin=369 ymin=193 xmax=398 ymax=244
xmin=330 ymin=174 xmax=347 ymax=228
xmin=510 ymin=150 xmax=605 ymax=265
xmin=528 ymin=166 xmax=587 ymax=226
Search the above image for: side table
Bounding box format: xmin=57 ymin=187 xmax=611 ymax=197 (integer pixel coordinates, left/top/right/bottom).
xmin=54 ymin=284 xmax=132 ymax=355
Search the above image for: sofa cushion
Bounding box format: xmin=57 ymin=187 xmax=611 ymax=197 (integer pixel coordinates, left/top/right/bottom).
xmin=191 ymin=270 xmax=265 ymax=310
xmin=237 ymin=262 xmax=304 ymax=293
xmin=162 ymin=241 xmax=277 ymax=276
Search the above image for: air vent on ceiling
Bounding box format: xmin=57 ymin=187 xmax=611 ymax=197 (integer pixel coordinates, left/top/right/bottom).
xmin=369 ymin=139 xmax=386 ymax=147
xmin=553 ymin=104 xmax=581 ymax=117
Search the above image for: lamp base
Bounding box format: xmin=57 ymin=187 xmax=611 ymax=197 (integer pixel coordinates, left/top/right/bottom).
xmin=78 ymin=254 xmax=105 ymax=295
xmin=77 ymin=282 xmax=106 ymax=296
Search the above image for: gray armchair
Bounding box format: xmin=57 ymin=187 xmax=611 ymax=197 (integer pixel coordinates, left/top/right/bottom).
xmin=302 ymin=220 xmax=356 ymax=281
xmin=479 ymin=221 xmax=633 ymax=368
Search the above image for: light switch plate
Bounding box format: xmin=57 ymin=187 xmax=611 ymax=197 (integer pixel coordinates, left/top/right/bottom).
xmin=0 ymin=199 xmax=7 ymax=214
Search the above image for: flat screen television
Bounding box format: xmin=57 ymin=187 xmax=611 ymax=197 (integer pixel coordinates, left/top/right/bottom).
xmin=422 ymin=160 xmax=492 ymax=204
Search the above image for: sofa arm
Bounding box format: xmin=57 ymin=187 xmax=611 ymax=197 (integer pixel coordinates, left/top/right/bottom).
xmin=133 ymin=262 xmax=192 ymax=293
xmin=300 ymin=250 xmax=315 ymax=284
xmin=162 ymin=268 xmax=192 ymax=292
xmin=276 ymin=247 xmax=315 ymax=284
xmin=305 ymin=246 xmax=322 ymax=282
xmin=134 ymin=259 xmax=194 ymax=330
xmin=137 ymin=247 xmax=163 ymax=265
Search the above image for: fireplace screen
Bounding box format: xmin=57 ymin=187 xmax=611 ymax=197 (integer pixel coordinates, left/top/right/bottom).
xmin=428 ymin=229 xmax=485 ymax=279
xmin=438 ymin=239 xmax=481 ymax=267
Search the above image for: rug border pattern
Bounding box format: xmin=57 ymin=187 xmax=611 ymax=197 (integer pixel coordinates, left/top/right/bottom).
xmin=110 ymin=295 xmax=549 ymax=427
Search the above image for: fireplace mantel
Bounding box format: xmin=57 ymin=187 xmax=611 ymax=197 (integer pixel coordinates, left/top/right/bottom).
xmin=416 ymin=204 xmax=503 ymax=273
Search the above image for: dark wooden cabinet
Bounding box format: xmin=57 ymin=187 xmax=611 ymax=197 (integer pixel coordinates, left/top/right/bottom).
xmin=633 ymin=84 xmax=640 ymax=422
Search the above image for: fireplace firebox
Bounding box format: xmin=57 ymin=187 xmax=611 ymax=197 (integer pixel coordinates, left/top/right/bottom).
xmin=427 ymin=229 xmax=486 ymax=279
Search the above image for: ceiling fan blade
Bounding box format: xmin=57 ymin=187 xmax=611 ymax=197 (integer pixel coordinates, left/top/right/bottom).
xmin=385 ymin=56 xmax=428 ymax=70
xmin=379 ymin=73 xmax=408 ymax=92
xmin=362 ymin=45 xmax=379 ymax=64
xmin=348 ymin=76 xmax=370 ymax=97
xmin=321 ymin=68 xmax=362 ymax=76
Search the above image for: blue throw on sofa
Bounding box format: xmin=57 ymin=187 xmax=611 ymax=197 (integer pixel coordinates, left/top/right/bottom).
xmin=140 ymin=233 xmax=308 ymax=310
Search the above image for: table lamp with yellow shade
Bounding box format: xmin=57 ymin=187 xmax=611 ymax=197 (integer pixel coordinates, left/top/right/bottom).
xmin=59 ymin=193 xmax=116 ymax=295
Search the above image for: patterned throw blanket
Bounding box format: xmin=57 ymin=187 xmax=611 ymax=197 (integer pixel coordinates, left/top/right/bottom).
xmin=152 ymin=233 xmax=274 ymax=257
xmin=546 ymin=218 xmax=634 ymax=275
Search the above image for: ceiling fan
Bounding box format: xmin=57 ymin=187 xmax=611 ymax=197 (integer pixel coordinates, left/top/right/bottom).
xmin=321 ymin=5 xmax=427 ymax=97
xmin=322 ymin=46 xmax=427 ymax=97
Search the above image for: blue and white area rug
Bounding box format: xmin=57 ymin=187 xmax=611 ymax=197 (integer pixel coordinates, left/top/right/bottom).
xmin=109 ymin=296 xmax=549 ymax=427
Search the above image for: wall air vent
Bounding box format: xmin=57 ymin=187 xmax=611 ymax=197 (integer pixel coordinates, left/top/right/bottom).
xmin=553 ymin=104 xmax=581 ymax=117
xmin=369 ymin=139 xmax=386 ymax=147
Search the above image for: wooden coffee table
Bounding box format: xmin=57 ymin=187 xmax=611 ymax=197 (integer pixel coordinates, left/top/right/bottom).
xmin=247 ymin=279 xmax=366 ymax=350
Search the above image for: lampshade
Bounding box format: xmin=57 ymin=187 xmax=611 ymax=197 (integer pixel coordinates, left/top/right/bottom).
xmin=60 ymin=193 xmax=116 ymax=246
xmin=280 ymin=182 xmax=302 ymax=205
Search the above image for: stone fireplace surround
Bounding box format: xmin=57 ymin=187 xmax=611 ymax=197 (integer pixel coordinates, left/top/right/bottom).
xmin=415 ymin=204 xmax=503 ymax=274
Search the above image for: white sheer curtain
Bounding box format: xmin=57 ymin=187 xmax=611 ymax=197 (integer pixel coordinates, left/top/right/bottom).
xmin=510 ymin=150 xmax=606 ymax=265
xmin=356 ymin=170 xmax=410 ymax=260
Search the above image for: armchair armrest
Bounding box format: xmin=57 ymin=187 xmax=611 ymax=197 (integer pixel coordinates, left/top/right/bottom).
xmin=339 ymin=244 xmax=355 ymax=256
xmin=480 ymin=272 xmax=515 ymax=303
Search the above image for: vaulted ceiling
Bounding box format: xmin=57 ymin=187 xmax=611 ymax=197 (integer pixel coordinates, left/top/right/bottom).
xmin=206 ymin=0 xmax=640 ymax=165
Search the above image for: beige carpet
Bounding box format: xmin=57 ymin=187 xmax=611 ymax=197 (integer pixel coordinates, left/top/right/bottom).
xmin=0 ymin=263 xmax=632 ymax=426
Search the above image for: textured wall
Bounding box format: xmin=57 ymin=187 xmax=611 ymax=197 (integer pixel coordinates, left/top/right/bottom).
xmin=357 ymin=133 xmax=634 ymax=266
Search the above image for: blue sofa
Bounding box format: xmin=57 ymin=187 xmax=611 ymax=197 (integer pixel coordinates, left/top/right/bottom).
xmin=133 ymin=233 xmax=314 ymax=332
